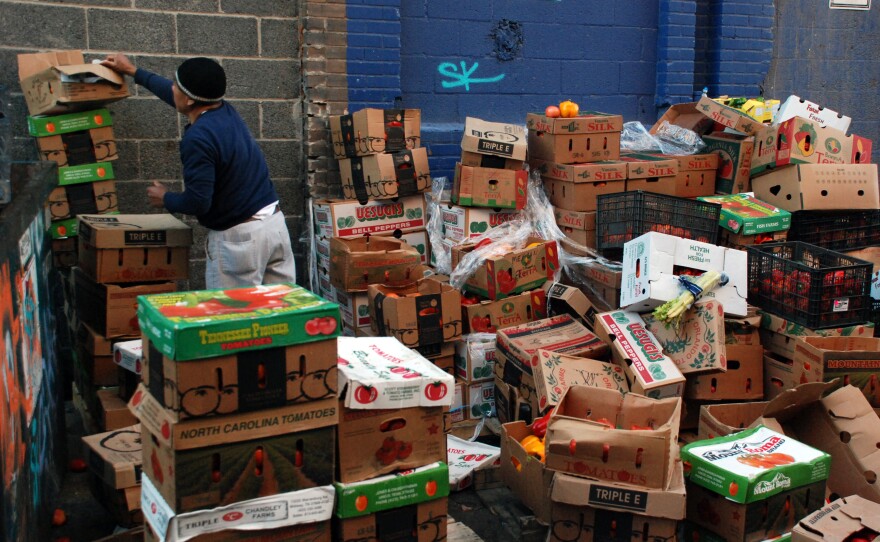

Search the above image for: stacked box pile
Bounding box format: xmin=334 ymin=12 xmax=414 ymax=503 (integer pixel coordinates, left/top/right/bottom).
xmin=72 ymin=214 xmax=190 ymax=432
xmin=334 ymin=336 xmax=453 ymax=541
xmin=134 ymin=283 xmax=340 ymax=541
xmin=82 ymin=424 xmax=144 ymax=528
xmin=316 ymin=108 xmax=431 ymax=337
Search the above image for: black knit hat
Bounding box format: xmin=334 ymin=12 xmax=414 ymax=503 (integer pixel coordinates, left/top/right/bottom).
xmin=175 ymin=57 xmax=226 ymax=103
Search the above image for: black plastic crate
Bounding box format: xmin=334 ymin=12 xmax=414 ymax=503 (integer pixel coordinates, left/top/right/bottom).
xmin=596 ymin=191 xmax=721 ymax=257
xmin=786 ymin=210 xmax=880 ymax=251
xmin=747 ymin=241 xmax=872 ymax=329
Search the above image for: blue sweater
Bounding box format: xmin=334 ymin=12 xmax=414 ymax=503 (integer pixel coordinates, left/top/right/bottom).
xmin=134 ymin=68 xmax=279 ymax=231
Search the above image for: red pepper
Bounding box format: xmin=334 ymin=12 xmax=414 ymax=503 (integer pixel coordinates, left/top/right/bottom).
xmin=530 ymin=410 xmax=553 ymax=439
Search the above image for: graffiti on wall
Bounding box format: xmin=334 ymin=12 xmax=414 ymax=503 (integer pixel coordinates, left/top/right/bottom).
xmin=438 ymin=61 xmax=506 ymax=91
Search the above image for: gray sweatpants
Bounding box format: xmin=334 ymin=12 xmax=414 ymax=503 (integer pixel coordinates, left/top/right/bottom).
xmin=205 ymin=209 xmax=297 ymax=289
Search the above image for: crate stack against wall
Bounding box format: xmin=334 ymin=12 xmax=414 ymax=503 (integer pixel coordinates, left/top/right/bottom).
xmin=132 ymin=284 xmax=341 ymax=541
xmin=314 ymin=108 xmax=431 ymax=338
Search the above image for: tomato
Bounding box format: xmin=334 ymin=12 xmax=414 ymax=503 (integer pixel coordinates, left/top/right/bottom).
xmin=318 ymin=316 xmax=338 ymax=335
xmin=424 ymin=381 xmax=448 ymax=401
xmin=559 ymin=100 xmax=579 ymax=118
xmin=354 ymin=385 xmax=378 ymax=404
xmin=396 ymin=441 xmax=413 ymax=460
xmin=545 ymin=105 xmax=561 ymax=118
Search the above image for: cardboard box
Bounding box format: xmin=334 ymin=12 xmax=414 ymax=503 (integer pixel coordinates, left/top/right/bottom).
xmin=619 ymin=153 xmax=680 ymax=195
xmin=330 ymin=108 xmax=421 ymax=159
xmin=775 ymin=116 xmax=872 ymax=169
xmin=82 ymin=424 xmax=142 ymax=489
xmin=36 ymin=126 xmax=116 ymax=169
xmin=90 ymin=479 xmax=142 ymax=529
xmin=313 ymin=196 xmax=426 ymax=239
xmin=460 ymin=379 xmax=496 ymax=419
xmin=698 ymin=401 xmax=769 ymax=440
xmin=455 ymin=334 xmax=497 ymax=383
xmin=686 ymin=344 xmax=764 ymax=400
xmin=792 ymin=336 xmax=880 ymax=408
xmin=77 ymin=323 xmax=129 ymax=386
xmin=329 ymin=236 xmax=422 ymax=292
xmin=697 ymin=193 xmax=792 ymax=235
xmin=752 ymin=164 xmax=880 ymax=212
xmin=500 ymin=421 xmax=555 ymax=524
xmin=496 ymin=314 xmax=608 ymax=376
xmin=725 ymin=310 xmax=762 ymax=346
xmin=452 ymin=163 xmax=528 ymax=210
xmin=114 ymin=339 xmax=142 ymax=375
xmin=702 ymin=132 xmax=755 ymax=194
xmin=647 ymin=153 xmax=719 ymax=198
xmin=439 ymin=203 xmax=519 ymax=243
xmin=141 ymin=476 xmax=334 ymax=542
xmin=450 ymin=237 xmax=559 ymax=300
xmin=333 ymin=288 xmax=371 ymax=330
xmin=526 ymin=111 xmax=625 ymax=135
xmin=337 ymin=336 xmax=454 ymax=409
xmin=792 ymin=495 xmax=880 ymax=542
xmin=47 ymin=180 xmax=117 ymax=223
xmin=138 ymin=283 xmax=340 ymax=361
xmin=494 ymin=376 xmax=532 ymax=424
xmin=463 ymin=288 xmax=547 ymax=334
xmin=145 ymin=521 xmax=330 ymax=542
xmin=758 ymin=310 xmax=875 ymax=359
xmin=751 ymin=124 xmax=781 ymax=176
xmin=336 ymin=498 xmax=447 ymax=542
xmin=56 ymin=161 xmax=116 ymax=187
xmin=543 ymin=281 xmax=598 ymax=329
xmin=643 ymin=299 xmax=728 ymax=375
xmin=845 ymin=246 xmax=880 ymax=306
xmin=545 ymin=386 xmax=682 ymax=489
xmin=712 ymin=96 xmax=780 ymax=124
xmin=534 ymin=158 xmax=628 ymax=184
xmin=593 ymin=311 xmax=686 ymax=398
xmin=78 ymin=214 xmax=192 ymax=283
xmin=651 ymin=102 xmax=715 ymax=135
xmin=696 ymin=95 xmax=766 ymax=135
xmin=337 ymin=403 xmax=446 ymax=483
xmin=774 ymin=95 xmax=852 ymax=133
xmin=554 ymin=208 xmax=597 ymax=251
xmin=620 ymin=231 xmax=749 ymax=317
xmin=368 ymin=277 xmax=461 ymax=347
xmin=528 ymin=130 xmax=622 ymax=164
xmin=316 ymin=229 xmax=429 ymax=270
xmin=17 ymin=50 xmax=130 ymax=116
xmin=686 ymin=478 xmax=826 ymax=542
xmin=334 ymin=461 xmax=448 ymax=518
xmin=461 ymin=117 xmax=527 ymax=161
xmin=75 ymin=269 xmax=175 ymax=338
xmin=533 ymin=349 xmax=628 ymax=411
xmin=98 ymin=388 xmax=138 ymax=431
xmin=142 ymin=337 xmax=337 ymax=421
xmin=447 ymin=435 xmax=501 ymax=492
xmin=338 ymin=148 xmax=431 ymax=202
xmin=460 ymin=150 xmax=524 ymax=170
xmin=764 ymin=351 xmax=796 ymax=399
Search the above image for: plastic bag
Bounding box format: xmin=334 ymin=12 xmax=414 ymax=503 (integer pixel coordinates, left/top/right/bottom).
xmin=425 ymin=176 xmax=453 ymax=274
xmin=620 ymin=120 xmax=706 ymax=155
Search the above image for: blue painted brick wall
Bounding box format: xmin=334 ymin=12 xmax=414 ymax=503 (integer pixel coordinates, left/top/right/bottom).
xmin=347 ymin=1 xmax=402 ymax=111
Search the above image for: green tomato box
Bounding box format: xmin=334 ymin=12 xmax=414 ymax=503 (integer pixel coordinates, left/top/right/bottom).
xmin=681 ymin=425 xmax=830 ymax=505
xmin=698 ymin=193 xmax=792 ymax=236
xmin=334 ymin=461 xmax=449 ymax=518
xmin=137 ymin=283 xmax=341 ymax=362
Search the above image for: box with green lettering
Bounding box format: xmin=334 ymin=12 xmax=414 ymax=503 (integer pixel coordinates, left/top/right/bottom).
xmin=138 ymin=283 xmax=340 ymax=361
xmin=130 ymin=383 xmax=338 ymax=513
xmin=334 ymin=461 xmax=449 ymax=542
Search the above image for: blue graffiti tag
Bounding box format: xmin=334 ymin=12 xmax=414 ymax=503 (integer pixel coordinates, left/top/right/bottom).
xmin=438 ymin=61 xmax=505 ymax=91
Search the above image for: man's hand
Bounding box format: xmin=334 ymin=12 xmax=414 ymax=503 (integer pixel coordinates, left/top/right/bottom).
xmin=147 ymin=181 xmax=169 ymax=209
xmin=100 ymin=53 xmax=137 ymax=77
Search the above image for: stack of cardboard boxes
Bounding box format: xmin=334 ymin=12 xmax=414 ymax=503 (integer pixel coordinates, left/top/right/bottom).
xmin=73 ymin=214 xmax=190 ymax=432
xmin=334 ymin=336 xmax=453 ymax=541
xmin=133 ymin=283 xmax=341 ymax=541
xmin=315 ymin=108 xmax=432 ymax=337
xmin=82 ymin=424 xmax=144 ymax=529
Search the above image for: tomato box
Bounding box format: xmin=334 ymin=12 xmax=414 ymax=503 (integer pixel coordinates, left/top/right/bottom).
xmin=545 ymin=386 xmax=682 ymax=490
xmin=82 ymin=424 xmax=142 ymax=489
xmin=113 ymin=339 xmax=143 ymax=376
xmin=775 ymin=116 xmax=872 ymax=168
xmin=463 ymin=288 xmax=547 ymax=334
xmin=334 ymin=461 xmax=449 ymax=518
xmin=460 ymin=378 xmax=496 ymax=419
xmin=56 ymin=161 xmax=116 ymax=187
xmin=647 ymin=153 xmax=719 ymax=198
xmin=93 ymin=480 xmax=141 ymax=529
xmin=329 ymin=236 xmax=422 ymax=292
xmin=317 ymin=229 xmax=429 ymax=271
xmin=75 ymin=269 xmax=176 ymax=338
xmin=792 ymin=495 xmax=880 ymax=542
xmin=537 ymin=159 xmax=627 ymax=212
xmin=78 ymin=213 xmax=192 ymax=283
xmin=724 ymin=308 xmax=761 ymax=347
xmin=439 ymin=203 xmax=519 ymax=243
xmin=620 ymin=153 xmax=680 ymax=195
xmin=528 ymin=130 xmax=622 ymax=164
xmin=494 ymin=376 xmax=533 ymax=424
xmin=775 ymin=95 xmax=851 ymax=132
xmin=336 ymin=498 xmax=447 ymax=542
xmin=451 ymin=237 xmax=559 ymax=300
xmin=651 ymin=101 xmax=715 ymax=135
xmin=543 ymin=281 xmax=597 ymax=329
xmin=28 ymin=107 xmax=113 ymax=137
xmin=337 ymin=403 xmax=446 ymax=484
xmin=338 ymin=148 xmax=430 ymax=202
xmin=758 ymin=310 xmax=874 ymax=359
xmin=447 ymin=435 xmax=501 ymax=492
xmin=686 ymin=344 xmax=764 ymax=401
xmin=313 ymin=196 xmax=426 ymax=239
xmin=141 ymin=476 xmax=335 ymax=542
xmin=368 ymin=277 xmax=461 ymax=348
xmin=496 ymin=314 xmax=609 ymax=377
xmin=752 ymin=164 xmax=880 ymax=213
xmin=554 ymin=207 xmax=597 ymax=252
xmin=698 ymin=193 xmax=792 ymax=236
xmin=337 ymin=336 xmax=455 ymax=409
xmin=145 ymin=520 xmax=331 ymax=542
xmin=792 ymin=336 xmax=880 ymax=408
xmin=698 ymin=401 xmax=769 ymax=440
xmin=702 ymin=132 xmax=755 ymax=194
xmin=526 ymin=111 xmax=624 ymax=135
xmin=77 ymin=323 xmax=131 ymax=387
xmin=681 ymin=425 xmax=830 ymax=504
xmin=500 ymin=421 xmax=555 ymax=524
xmin=643 ymin=299 xmax=728 ymax=375
xmin=48 ymin=180 xmax=117 ymax=222
xmin=452 ymin=163 xmax=528 ymax=210
xmin=330 ymin=108 xmax=421 ymax=159
xmin=593 ymin=311 xmax=686 ymax=399
xmin=460 ymin=149 xmax=525 ymax=171
xmin=32 ymin=121 xmax=116 ymax=169
xmin=620 ymin=231 xmax=749 ymax=317
xmin=454 ymin=334 xmax=497 ymax=383
xmin=461 ymin=116 xmax=527 ymax=161
xmin=764 ymin=351 xmax=795 ymax=399
xmin=533 ymin=350 xmax=628 ymax=411
xmin=696 ymin=95 xmax=766 ymax=135
xmin=751 ymin=124 xmax=781 ymax=176
xmin=142 ymin=337 xmax=337 ymax=421
xmin=138 ymin=284 xmax=340 ymax=361
xmin=97 ymin=388 xmax=139 ymax=431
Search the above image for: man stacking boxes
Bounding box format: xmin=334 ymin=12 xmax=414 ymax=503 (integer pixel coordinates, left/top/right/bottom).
xmin=133 ymin=284 xmax=341 ymax=541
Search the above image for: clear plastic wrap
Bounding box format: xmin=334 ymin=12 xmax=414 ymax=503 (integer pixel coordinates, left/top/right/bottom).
xmin=425 ymin=176 xmax=452 ymax=275
xmin=620 ymin=120 xmax=706 ymax=155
